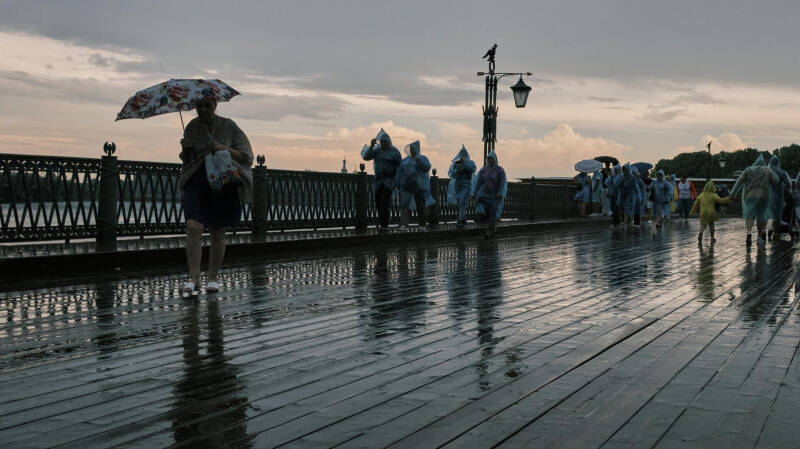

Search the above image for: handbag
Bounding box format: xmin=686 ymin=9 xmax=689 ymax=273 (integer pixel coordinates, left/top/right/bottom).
xmin=205 ymin=150 xmax=243 ymax=193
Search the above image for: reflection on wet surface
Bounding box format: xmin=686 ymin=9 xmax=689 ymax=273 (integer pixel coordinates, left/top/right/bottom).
xmin=2 ymin=219 xmax=800 ymax=448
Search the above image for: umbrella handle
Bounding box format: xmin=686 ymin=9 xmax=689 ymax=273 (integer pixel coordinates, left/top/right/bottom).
xmin=179 ymin=110 xmax=185 ymax=131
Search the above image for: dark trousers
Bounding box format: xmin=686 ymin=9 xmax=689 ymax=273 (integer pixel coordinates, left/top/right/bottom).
xmin=413 ymin=193 xmax=427 ymax=226
xmin=375 ymin=185 xmax=393 ymax=228
xmin=634 ymin=214 xmax=640 ymax=225
xmin=679 ymin=198 xmax=692 ymax=218
xmin=611 ymin=203 xmax=621 ymax=225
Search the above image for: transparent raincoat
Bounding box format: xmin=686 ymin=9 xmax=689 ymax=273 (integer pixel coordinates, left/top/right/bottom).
xmin=471 ymin=150 xmax=507 ymax=219
xmin=651 ymin=170 xmax=675 ymax=217
xmin=730 ymin=155 xmax=779 ymax=220
xmin=618 ymin=163 xmax=642 ymax=216
xmin=393 ymin=140 xmax=436 ymax=210
xmin=768 ymin=155 xmax=792 ymax=221
xmin=360 ymin=128 xmax=402 ymax=189
xmin=446 ymin=146 xmax=477 ymax=205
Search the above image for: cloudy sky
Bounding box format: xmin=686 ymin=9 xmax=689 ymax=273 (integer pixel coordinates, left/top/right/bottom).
xmin=1 ymin=0 xmax=799 ymax=178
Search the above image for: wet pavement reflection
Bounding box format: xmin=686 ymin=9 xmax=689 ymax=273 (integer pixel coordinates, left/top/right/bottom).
xmin=2 ymin=219 xmax=800 ymax=448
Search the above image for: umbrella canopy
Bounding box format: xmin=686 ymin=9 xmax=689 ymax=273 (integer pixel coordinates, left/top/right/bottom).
xmin=594 ymin=156 xmax=619 ymax=165
xmin=575 ymin=159 xmax=603 ymax=173
xmin=115 ymin=79 xmax=240 ymax=124
xmin=632 ymin=162 xmax=653 ymax=173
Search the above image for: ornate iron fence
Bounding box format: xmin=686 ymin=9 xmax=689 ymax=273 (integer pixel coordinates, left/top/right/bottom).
xmin=1 ymin=152 xmax=583 ymax=243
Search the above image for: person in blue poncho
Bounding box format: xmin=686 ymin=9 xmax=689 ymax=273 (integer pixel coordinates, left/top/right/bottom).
xmin=730 ymin=154 xmax=779 ymax=245
xmin=618 ymin=163 xmax=642 ymax=231
xmin=631 ymin=166 xmax=646 ymax=229
xmin=651 ymin=170 xmax=674 ymax=229
xmin=361 ymin=128 xmax=402 ymax=232
xmin=768 ymin=155 xmax=792 ymax=239
xmin=471 ymin=150 xmax=507 ymax=238
xmin=393 ymin=140 xmax=435 ymax=231
xmin=447 ymin=145 xmax=477 ymax=228
xmin=573 ymin=171 xmax=591 ymax=216
xmin=605 ymin=165 xmax=623 ymax=229
xmin=592 ymin=170 xmax=605 ymax=216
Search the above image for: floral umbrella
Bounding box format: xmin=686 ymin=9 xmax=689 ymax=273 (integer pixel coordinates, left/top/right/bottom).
xmin=115 ymin=78 xmax=240 ymax=129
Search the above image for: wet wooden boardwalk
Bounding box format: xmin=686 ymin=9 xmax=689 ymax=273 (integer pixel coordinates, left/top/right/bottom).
xmin=2 ymin=219 xmax=799 ymax=448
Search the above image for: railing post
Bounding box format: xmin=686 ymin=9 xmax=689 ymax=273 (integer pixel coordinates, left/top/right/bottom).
xmin=529 ymin=176 xmax=537 ymax=220
xmin=252 ymin=154 xmax=268 ymax=238
xmin=97 ymin=142 xmax=118 ymax=243
xmin=429 ymin=168 xmax=439 ymax=226
xmin=355 ymin=163 xmax=367 ymax=231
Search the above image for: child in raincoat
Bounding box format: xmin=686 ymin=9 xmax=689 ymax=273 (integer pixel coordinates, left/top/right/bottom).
xmin=447 ymin=145 xmax=477 ymax=228
xmin=393 ymin=140 xmax=435 ymax=231
xmin=690 ymin=180 xmax=731 ymax=243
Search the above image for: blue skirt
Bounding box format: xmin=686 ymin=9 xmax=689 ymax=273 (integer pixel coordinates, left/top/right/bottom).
xmin=183 ymin=162 xmax=241 ymax=230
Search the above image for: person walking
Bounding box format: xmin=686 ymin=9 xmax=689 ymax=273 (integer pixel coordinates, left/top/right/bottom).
xmin=651 ymin=170 xmax=674 ymax=229
xmin=632 ymin=167 xmax=646 ymax=228
xmin=641 ymin=169 xmax=653 ymax=223
xmin=691 ymin=180 xmax=731 ymax=243
xmin=573 ymin=171 xmax=591 ymax=216
xmin=605 ymin=165 xmax=623 ymax=229
xmin=393 ymin=140 xmax=435 ymax=231
xmin=730 ymin=155 xmax=779 ymax=246
xmin=179 ymin=94 xmax=254 ymax=295
xmin=472 ymin=150 xmax=507 ymax=238
xmin=677 ymin=176 xmax=693 ymax=220
xmin=618 ymin=163 xmax=642 ymax=232
xmin=669 ymin=174 xmax=678 ymax=217
xmin=447 ymin=145 xmax=477 ymax=228
xmin=715 ymin=182 xmax=730 ymax=217
xmin=361 ymin=128 xmax=402 ymax=232
xmin=592 ymin=169 xmax=605 ymax=216
xmin=768 ymin=155 xmax=792 ymax=239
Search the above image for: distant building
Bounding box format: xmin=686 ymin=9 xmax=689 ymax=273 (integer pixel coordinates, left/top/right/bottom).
xmin=341 ymin=159 xmax=348 ymax=174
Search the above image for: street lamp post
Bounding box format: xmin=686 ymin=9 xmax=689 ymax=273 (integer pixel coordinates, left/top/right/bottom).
xmin=477 ymin=43 xmax=533 ymax=164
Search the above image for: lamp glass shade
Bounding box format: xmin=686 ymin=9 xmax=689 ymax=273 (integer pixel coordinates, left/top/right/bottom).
xmin=510 ymin=77 xmax=532 ymax=108
xmin=719 ymin=158 xmax=727 ymax=168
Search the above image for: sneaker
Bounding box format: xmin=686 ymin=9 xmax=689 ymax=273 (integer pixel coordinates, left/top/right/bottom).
xmin=711 ymin=237 xmax=717 ymax=243
xmin=608 ymin=224 xmax=616 ymax=230
xmin=456 ymin=221 xmax=465 ymax=229
xmin=398 ymin=225 xmax=409 ymax=232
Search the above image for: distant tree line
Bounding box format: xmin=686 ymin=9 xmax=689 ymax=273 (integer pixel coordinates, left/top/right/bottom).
xmin=653 ymin=144 xmax=800 ymax=179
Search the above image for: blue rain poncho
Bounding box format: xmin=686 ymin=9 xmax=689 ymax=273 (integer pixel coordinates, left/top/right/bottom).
xmin=591 ymin=170 xmax=604 ymax=203
xmin=361 ymin=128 xmax=402 ymax=189
xmin=730 ymin=155 xmax=780 ymax=220
xmin=768 ymin=155 xmax=792 ymax=221
xmin=573 ymin=172 xmax=591 ymax=202
xmin=393 ymin=140 xmax=436 ymax=210
xmin=651 ymin=170 xmax=674 ymax=217
xmin=471 ymin=150 xmax=507 ymax=219
xmin=618 ymin=163 xmax=642 ymax=216
xmin=632 ymin=167 xmax=647 ymax=216
xmin=446 ymin=146 xmax=477 ymax=205
xmin=605 ymin=165 xmax=622 ymax=206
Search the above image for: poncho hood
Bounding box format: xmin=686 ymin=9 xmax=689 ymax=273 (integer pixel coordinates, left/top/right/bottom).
xmin=703 ymin=180 xmax=716 ymax=193
xmin=752 ymin=154 xmax=766 ymax=166
xmin=375 ymin=128 xmax=392 ymax=146
xmin=487 ymin=150 xmax=499 ymax=164
xmin=769 ymin=155 xmax=782 ymax=171
xmin=452 ymin=145 xmax=470 ymax=162
xmin=404 ymin=140 xmax=421 ymax=157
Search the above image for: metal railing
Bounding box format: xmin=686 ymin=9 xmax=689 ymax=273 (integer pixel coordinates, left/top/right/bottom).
xmin=1 ymin=151 xmax=581 ymax=243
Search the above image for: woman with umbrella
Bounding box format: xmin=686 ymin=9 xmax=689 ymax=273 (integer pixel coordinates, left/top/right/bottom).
xmin=178 ymin=91 xmax=253 ymax=294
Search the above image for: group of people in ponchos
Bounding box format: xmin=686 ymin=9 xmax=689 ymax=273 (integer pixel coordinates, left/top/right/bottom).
xmin=361 ymin=128 xmax=507 ymax=238
xmin=574 ymin=154 xmax=798 ymax=245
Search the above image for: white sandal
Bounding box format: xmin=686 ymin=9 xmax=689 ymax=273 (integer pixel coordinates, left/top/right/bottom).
xmin=182 ymin=281 xmax=196 ymax=294
xmin=206 ymin=281 xmax=220 ymax=293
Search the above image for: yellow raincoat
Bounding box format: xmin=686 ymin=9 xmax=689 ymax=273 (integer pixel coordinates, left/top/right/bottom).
xmin=690 ymin=180 xmax=731 ymax=225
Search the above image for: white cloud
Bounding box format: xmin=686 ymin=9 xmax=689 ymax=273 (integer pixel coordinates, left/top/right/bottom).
xmin=673 ymin=132 xmax=748 ymax=155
